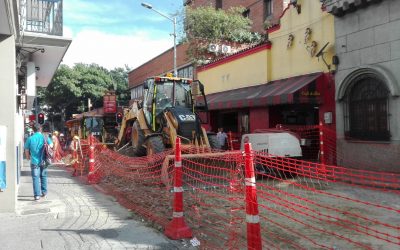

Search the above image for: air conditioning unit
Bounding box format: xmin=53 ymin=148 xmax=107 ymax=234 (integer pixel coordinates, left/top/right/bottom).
xmin=221 ymin=44 xmax=232 ymax=54
xmin=208 ymin=44 xmax=219 ymax=53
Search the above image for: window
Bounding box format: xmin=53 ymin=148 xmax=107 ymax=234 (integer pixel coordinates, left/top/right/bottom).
xmin=264 ymin=0 xmax=273 ymax=18
xmin=216 ymin=0 xmax=222 ymax=9
xmin=242 ymin=9 xmax=250 ymax=18
xmin=130 ymin=85 xmax=143 ymax=100
xmin=345 ymin=75 xmax=390 ymax=141
xmin=178 ymin=65 xmax=194 ymax=79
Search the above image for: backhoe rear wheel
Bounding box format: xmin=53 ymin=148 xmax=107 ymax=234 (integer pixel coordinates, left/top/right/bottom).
xmin=207 ymin=134 xmax=221 ymax=150
xmin=131 ymin=121 xmax=146 ymax=156
xmin=146 ymin=136 xmax=165 ymax=156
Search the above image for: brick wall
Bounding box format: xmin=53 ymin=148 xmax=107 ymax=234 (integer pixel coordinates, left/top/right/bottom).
xmin=186 ymin=0 xmax=283 ymax=33
xmin=128 ymin=43 xmax=190 ymax=88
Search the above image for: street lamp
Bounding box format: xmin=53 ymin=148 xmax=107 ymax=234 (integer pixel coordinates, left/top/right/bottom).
xmin=141 ymin=2 xmax=177 ymax=77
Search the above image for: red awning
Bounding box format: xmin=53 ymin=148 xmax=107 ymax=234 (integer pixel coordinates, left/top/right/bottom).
xmin=207 ymin=72 xmax=323 ymax=110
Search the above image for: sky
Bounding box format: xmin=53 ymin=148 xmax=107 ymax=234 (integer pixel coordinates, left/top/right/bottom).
xmin=62 ymin=0 xmax=184 ymax=70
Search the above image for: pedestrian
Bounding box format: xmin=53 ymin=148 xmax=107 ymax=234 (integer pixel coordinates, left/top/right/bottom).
xmin=216 ymin=127 xmax=228 ymax=149
xmin=24 ymin=124 xmax=53 ymax=201
xmin=70 ymin=135 xmax=81 ymax=177
xmin=52 ymin=131 xmax=64 ymax=164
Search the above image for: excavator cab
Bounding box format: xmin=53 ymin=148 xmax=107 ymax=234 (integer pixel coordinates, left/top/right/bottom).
xmin=143 ymin=76 xmax=196 ymax=131
xmin=117 ymin=75 xmax=219 ymax=156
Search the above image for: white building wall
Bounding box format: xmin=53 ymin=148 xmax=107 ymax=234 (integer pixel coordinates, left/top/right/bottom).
xmin=0 ymin=36 xmax=18 ymax=212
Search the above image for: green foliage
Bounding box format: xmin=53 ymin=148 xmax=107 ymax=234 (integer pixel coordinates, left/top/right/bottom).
xmin=41 ymin=63 xmax=130 ymax=125
xmin=109 ymin=65 xmax=131 ymax=107
xmin=184 ymin=6 xmax=263 ymax=64
xmin=186 ymin=6 xmax=254 ymax=42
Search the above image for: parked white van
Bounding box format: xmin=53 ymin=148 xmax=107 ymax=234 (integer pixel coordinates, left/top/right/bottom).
xmin=240 ymin=129 xmax=303 ymax=178
xmin=240 ymin=130 xmax=302 ymax=157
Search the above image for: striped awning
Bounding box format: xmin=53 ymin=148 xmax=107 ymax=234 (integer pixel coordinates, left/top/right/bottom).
xmin=207 ymin=72 xmax=323 ymax=110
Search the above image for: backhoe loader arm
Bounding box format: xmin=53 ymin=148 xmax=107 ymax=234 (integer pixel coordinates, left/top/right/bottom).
xmin=115 ymin=103 xmax=140 ymax=147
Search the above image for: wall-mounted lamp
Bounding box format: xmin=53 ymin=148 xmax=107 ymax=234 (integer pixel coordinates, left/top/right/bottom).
xmin=287 ymin=34 xmax=294 ymax=49
xmin=304 ymin=28 xmax=312 ymax=43
xmin=332 ymin=55 xmax=339 ymax=66
xmin=305 ymin=40 xmax=318 ymax=57
xmin=310 ymin=41 xmax=318 ymax=57
xmin=290 ymin=0 xmax=301 ymax=14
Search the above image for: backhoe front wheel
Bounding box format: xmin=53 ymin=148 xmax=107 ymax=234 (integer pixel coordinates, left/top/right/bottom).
xmin=131 ymin=121 xmax=146 ymax=156
xmin=146 ymin=136 xmax=165 ymax=156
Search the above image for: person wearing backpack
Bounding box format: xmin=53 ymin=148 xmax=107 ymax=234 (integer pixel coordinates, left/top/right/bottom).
xmin=24 ymin=124 xmax=53 ymax=201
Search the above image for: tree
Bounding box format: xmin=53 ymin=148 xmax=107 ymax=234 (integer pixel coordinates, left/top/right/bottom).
xmin=184 ymin=6 xmax=264 ymax=64
xmin=109 ymin=65 xmax=131 ymax=107
xmin=40 ymin=63 xmax=130 ymax=130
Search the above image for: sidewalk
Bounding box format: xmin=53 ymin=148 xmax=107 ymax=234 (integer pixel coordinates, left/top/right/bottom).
xmin=0 ymin=160 xmax=186 ymax=250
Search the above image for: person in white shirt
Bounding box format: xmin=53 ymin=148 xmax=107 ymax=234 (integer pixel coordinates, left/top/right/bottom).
xmin=216 ymin=127 xmax=228 ymax=149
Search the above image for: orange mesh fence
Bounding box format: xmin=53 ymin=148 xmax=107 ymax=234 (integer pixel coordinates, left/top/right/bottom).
xmin=81 ymin=137 xmax=400 ymax=249
xmin=253 ymin=152 xmax=400 ymax=249
xmin=180 ymin=151 xmax=247 ymax=249
xmin=278 ymin=125 xmax=322 ymax=162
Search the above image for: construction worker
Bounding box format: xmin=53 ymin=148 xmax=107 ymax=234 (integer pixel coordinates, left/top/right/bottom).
xmin=70 ymin=135 xmax=80 ymax=177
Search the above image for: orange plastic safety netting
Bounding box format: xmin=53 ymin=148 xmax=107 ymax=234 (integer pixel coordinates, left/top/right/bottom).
xmin=253 ymin=151 xmax=400 ymax=249
xmin=73 ymin=134 xmax=399 ymax=249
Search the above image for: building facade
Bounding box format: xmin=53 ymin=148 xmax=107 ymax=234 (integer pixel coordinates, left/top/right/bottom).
xmin=325 ymin=0 xmax=400 ymax=173
xmin=128 ymin=0 xmax=287 ymax=103
xmin=184 ymin=0 xmax=287 ymax=33
xmin=197 ymin=0 xmax=336 ymax=161
xmin=0 ymin=0 xmax=71 ymax=212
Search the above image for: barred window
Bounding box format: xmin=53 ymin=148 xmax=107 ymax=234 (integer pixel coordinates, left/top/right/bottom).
xmin=346 ymin=75 xmax=390 ymax=141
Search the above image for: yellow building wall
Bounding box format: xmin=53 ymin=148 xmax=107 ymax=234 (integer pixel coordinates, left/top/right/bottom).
xmin=270 ymin=0 xmax=335 ymax=80
xmin=198 ymin=0 xmax=334 ymax=94
xmin=198 ymin=48 xmax=269 ymax=95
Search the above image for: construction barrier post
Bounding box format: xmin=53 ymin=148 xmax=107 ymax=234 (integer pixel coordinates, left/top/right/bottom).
xmin=244 ymin=143 xmax=262 ymax=250
xmin=87 ymin=135 xmax=97 ymax=184
xmin=319 ymin=122 xmax=327 ymax=175
xmin=165 ymin=137 xmax=193 ymax=240
xmin=228 ymin=131 xmax=233 ymax=150
xmin=72 ymin=138 xmax=79 ymax=177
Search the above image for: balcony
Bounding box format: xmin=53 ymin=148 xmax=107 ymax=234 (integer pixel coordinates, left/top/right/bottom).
xmin=22 ymin=0 xmax=63 ymax=36
xmin=323 ymin=0 xmax=385 ymax=16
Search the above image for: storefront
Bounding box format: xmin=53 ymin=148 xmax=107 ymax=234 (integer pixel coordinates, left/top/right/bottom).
xmin=206 ymin=73 xmax=334 ymax=133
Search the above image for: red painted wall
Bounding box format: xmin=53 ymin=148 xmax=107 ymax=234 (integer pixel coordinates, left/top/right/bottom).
xmin=249 ymin=107 xmax=269 ymax=132
xmin=317 ymin=73 xmax=336 ymax=130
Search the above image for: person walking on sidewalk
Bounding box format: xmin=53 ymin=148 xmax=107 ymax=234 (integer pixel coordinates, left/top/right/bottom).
xmin=24 ymin=124 xmax=53 ymax=201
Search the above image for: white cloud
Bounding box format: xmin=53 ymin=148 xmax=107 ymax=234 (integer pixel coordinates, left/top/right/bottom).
xmin=62 ymin=29 xmax=173 ymax=70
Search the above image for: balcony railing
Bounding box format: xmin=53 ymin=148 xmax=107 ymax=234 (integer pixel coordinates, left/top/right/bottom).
xmin=22 ymin=0 xmax=63 ymax=36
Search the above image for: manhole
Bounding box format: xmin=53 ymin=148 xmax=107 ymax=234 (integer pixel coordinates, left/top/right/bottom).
xmin=21 ymin=208 xmax=50 ymax=215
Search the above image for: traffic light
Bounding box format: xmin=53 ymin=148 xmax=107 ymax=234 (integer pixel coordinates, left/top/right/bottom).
xmin=37 ymin=113 xmax=45 ymax=125
xmin=116 ymin=112 xmax=123 ymax=124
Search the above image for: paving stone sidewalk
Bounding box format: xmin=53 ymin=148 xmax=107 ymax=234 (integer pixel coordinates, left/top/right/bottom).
xmin=0 ymin=160 xmax=189 ymax=250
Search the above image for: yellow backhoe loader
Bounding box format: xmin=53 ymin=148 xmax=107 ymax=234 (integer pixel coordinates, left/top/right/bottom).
xmin=115 ymin=75 xmax=220 ymax=156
